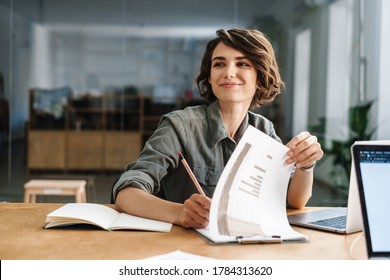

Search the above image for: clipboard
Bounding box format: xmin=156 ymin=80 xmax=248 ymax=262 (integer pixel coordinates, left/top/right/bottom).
xmin=195 ymin=228 xmax=307 ymax=245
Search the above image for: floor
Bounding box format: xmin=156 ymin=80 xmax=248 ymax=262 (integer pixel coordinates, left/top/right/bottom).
xmin=0 ymin=139 xmax=343 ymax=206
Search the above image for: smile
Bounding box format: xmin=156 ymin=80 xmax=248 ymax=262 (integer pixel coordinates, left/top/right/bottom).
xmin=220 ymin=82 xmax=242 ymax=87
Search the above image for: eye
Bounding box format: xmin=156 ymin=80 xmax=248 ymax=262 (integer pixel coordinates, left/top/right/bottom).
xmin=212 ymin=61 xmax=225 ymax=68
xmin=237 ymin=61 xmax=252 ymax=67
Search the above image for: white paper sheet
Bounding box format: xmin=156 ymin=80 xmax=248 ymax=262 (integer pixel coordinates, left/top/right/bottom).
xmin=200 ymin=125 xmax=307 ymax=243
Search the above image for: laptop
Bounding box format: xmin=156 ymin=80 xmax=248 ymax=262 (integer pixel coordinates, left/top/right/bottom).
xmin=352 ymin=143 xmax=390 ymax=259
xmin=287 ymin=141 xmax=388 ymax=234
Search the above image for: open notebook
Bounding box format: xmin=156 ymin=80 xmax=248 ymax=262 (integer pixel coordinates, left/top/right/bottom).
xmin=196 ymin=125 xmax=308 ymax=244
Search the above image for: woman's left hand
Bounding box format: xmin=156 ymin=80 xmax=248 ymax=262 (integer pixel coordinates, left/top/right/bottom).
xmin=285 ymin=131 xmax=323 ymax=169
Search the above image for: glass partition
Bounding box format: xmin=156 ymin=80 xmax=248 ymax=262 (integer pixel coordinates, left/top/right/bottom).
xmin=0 ymin=0 xmax=386 ymax=205
xmin=0 ymin=0 xmax=251 ymax=202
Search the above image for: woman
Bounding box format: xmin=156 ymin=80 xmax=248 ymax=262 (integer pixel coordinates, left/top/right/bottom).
xmin=115 ymin=28 xmax=323 ymax=229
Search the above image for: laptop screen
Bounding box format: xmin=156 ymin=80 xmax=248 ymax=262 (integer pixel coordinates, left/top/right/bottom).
xmin=353 ymin=144 xmax=390 ymax=259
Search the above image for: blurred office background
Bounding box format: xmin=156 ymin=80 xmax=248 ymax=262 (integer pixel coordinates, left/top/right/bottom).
xmin=0 ymin=0 xmax=389 ymax=205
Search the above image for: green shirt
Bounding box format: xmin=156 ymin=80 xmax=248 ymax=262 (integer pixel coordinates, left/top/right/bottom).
xmin=113 ymin=100 xmax=281 ymax=203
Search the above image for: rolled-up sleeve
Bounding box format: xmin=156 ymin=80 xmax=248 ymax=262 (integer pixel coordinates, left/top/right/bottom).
xmin=112 ymin=116 xmax=185 ymax=201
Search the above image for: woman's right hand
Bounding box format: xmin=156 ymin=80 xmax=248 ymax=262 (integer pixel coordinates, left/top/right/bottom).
xmin=180 ymin=194 xmax=211 ymax=229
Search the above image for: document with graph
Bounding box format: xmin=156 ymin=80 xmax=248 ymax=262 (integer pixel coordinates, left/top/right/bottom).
xmin=196 ymin=125 xmax=308 ymax=244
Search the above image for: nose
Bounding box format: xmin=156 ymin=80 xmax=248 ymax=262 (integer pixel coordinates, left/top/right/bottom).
xmin=224 ymin=65 xmax=236 ymax=79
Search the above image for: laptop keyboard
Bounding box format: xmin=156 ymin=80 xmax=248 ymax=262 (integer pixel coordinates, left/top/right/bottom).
xmin=309 ymin=215 xmax=347 ymax=229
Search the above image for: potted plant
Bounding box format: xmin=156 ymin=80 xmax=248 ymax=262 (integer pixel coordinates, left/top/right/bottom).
xmin=310 ymin=100 xmax=376 ymax=199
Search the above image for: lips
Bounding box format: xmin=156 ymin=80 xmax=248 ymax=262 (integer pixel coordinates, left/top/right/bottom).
xmin=220 ymin=82 xmax=242 ymax=87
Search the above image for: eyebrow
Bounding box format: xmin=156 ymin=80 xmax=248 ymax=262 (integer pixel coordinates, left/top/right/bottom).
xmin=211 ymin=56 xmax=248 ymax=61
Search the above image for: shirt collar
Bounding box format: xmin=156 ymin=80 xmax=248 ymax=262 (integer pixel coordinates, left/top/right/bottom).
xmin=233 ymin=114 xmax=249 ymax=143
xmin=207 ymin=100 xmax=249 ymax=146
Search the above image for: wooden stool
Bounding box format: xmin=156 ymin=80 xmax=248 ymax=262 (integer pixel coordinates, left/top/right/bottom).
xmin=37 ymin=175 xmax=96 ymax=202
xmin=24 ymin=179 xmax=87 ymax=203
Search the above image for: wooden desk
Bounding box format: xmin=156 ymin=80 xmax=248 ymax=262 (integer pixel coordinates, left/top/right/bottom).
xmin=0 ymin=203 xmax=368 ymax=260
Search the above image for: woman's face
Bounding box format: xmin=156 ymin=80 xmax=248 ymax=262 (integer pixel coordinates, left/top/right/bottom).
xmin=208 ymin=42 xmax=257 ymax=107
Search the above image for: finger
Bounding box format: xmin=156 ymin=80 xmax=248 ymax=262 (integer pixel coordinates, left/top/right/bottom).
xmin=287 ymin=141 xmax=322 ymax=165
xmin=286 ymin=131 xmax=311 ymax=149
xmin=286 ymin=134 xmax=314 ymax=159
xmin=291 ymin=135 xmax=317 ymax=155
xmin=182 ymin=207 xmax=209 ymax=229
xmin=295 ymin=155 xmax=317 ymax=169
xmin=181 ymin=195 xmax=211 ymax=228
xmin=193 ymin=194 xmax=211 ymax=210
xmin=286 ymin=136 xmax=316 ymax=163
xmin=184 ymin=196 xmax=210 ymax=220
xmin=184 ymin=216 xmax=209 ymax=229
xmin=290 ymin=136 xmax=317 ymax=159
xmin=292 ymin=144 xmax=323 ymax=168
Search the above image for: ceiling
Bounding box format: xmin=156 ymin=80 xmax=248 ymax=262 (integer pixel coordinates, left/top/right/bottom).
xmin=6 ymin=0 xmax=283 ymax=27
xmin=1 ymin=0 xmax=318 ymax=38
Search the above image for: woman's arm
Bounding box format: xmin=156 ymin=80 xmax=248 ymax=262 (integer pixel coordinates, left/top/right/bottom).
xmin=115 ymin=187 xmax=211 ymax=228
xmin=285 ymin=131 xmax=324 ymax=209
xmin=287 ymin=168 xmax=314 ymax=209
xmin=114 ymin=115 xmax=212 ymax=228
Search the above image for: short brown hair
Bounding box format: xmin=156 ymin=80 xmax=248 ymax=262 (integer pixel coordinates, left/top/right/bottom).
xmin=196 ymin=28 xmax=284 ymax=109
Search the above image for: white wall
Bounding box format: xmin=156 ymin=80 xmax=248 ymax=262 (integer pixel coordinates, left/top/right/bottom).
xmin=358 ymin=0 xmax=390 ymax=140
xmin=48 ymin=32 xmax=208 ymax=96
xmin=282 ymin=3 xmax=330 ymax=139
xmin=325 ymin=0 xmax=353 ymax=144
xmin=292 ymin=28 xmax=311 ymax=136
xmin=376 ymin=0 xmax=390 ymax=139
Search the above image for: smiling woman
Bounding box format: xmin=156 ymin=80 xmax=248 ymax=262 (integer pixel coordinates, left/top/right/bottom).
xmin=208 ymin=43 xmax=258 ymax=108
xmin=197 ymin=29 xmax=284 ymax=110
xmin=114 ymin=28 xmax=323 ymax=229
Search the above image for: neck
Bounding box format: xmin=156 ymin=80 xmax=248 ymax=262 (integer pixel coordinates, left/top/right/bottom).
xmin=218 ymin=101 xmax=249 ymax=139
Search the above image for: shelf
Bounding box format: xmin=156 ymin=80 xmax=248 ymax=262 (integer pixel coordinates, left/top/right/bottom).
xmin=27 ymin=89 xmax=180 ymax=171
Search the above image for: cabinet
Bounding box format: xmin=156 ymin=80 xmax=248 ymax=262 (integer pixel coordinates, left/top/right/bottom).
xmin=66 ymin=131 xmax=105 ymax=169
xmin=104 ymin=132 xmax=141 ymax=169
xmin=28 ymin=131 xmax=66 ymax=169
xmin=27 ymin=88 xmax=170 ymax=171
